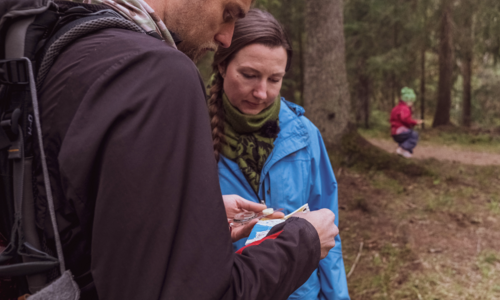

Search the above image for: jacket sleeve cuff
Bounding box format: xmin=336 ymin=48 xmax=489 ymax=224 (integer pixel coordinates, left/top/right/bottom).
xmin=269 ymin=217 xmax=321 ymax=265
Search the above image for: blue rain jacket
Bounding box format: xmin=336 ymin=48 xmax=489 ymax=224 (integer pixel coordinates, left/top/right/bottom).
xmin=218 ymin=99 xmax=350 ymax=300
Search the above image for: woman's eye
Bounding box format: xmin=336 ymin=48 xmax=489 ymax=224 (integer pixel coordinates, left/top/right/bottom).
xmin=269 ymin=78 xmax=281 ymax=83
xmin=242 ymin=73 xmax=255 ymax=79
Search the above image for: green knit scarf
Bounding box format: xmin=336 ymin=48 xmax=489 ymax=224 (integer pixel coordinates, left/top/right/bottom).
xmin=221 ymin=94 xmax=281 ymax=193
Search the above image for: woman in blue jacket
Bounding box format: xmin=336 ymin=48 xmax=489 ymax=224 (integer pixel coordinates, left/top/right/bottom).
xmin=207 ymin=9 xmax=350 ymax=300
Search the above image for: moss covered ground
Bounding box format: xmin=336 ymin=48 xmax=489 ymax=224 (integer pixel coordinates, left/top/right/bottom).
xmin=333 ymin=129 xmax=500 ymax=300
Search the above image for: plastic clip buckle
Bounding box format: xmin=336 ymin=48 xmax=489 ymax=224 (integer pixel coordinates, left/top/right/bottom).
xmin=0 ymin=59 xmax=29 ymax=85
xmin=0 ymin=108 xmax=21 ymax=155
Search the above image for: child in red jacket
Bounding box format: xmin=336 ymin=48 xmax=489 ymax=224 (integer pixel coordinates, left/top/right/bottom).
xmin=390 ymin=87 xmax=423 ymax=158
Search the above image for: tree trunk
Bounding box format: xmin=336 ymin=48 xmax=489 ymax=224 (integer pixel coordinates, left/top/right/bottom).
xmin=462 ymin=10 xmax=474 ymax=127
xmin=358 ymin=72 xmax=370 ymax=129
xmin=432 ymin=0 xmax=454 ymax=127
xmin=391 ymin=74 xmax=396 ymax=107
xmin=355 ymin=59 xmax=370 ymax=129
xmin=420 ymin=0 xmax=428 ymax=129
xmin=299 ymin=30 xmax=304 ymax=105
xmin=462 ymin=55 xmax=472 ymax=127
xmin=304 ymin=0 xmax=350 ymax=147
xmin=420 ymin=47 xmax=426 ymax=129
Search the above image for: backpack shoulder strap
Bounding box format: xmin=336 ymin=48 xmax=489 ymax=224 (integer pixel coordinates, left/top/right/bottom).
xmin=36 ymin=6 xmax=144 ymax=89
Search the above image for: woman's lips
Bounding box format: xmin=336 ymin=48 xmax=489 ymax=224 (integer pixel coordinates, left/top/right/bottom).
xmin=243 ymin=101 xmax=261 ymax=107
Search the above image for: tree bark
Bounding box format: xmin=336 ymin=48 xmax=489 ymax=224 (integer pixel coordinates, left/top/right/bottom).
xmin=355 ymin=59 xmax=370 ymax=128
xmin=462 ymin=55 xmax=472 ymax=127
xmin=420 ymin=47 xmax=426 ymax=129
xmin=432 ymin=0 xmax=454 ymax=127
xmin=304 ymin=0 xmax=351 ymax=147
xmin=362 ymin=76 xmax=370 ymax=129
xmin=462 ymin=8 xmax=474 ymax=127
xmin=299 ymin=30 xmax=304 ymax=105
xmin=391 ymin=74 xmax=396 ymax=107
xmin=358 ymin=71 xmax=370 ymax=129
xmin=420 ymin=0 xmax=428 ymax=129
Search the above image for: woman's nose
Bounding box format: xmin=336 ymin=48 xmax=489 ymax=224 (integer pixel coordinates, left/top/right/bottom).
xmin=253 ymin=81 xmax=267 ymax=100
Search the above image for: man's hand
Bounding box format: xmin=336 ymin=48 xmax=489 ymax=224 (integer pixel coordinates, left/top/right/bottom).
xmin=223 ymin=194 xmax=285 ymax=242
xmin=293 ymin=209 xmax=338 ymax=259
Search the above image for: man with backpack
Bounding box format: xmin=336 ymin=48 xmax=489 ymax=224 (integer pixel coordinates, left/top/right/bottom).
xmin=0 ymin=0 xmax=340 ymax=299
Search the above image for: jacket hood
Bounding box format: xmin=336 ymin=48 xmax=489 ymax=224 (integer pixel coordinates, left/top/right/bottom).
xmin=276 ymin=98 xmax=308 ymax=142
xmin=282 ymin=98 xmax=305 ymax=117
xmin=258 ymin=98 xmax=309 ymax=179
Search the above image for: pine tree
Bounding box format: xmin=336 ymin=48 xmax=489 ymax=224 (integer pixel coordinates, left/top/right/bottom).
xmin=303 ymin=0 xmax=351 ymax=147
xmin=433 ymin=0 xmax=455 ymax=127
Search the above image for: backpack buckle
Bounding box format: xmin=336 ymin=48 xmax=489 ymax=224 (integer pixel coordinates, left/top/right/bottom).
xmin=0 ymin=108 xmax=21 ymax=137
xmin=0 ymin=108 xmax=21 ymax=152
xmin=0 ymin=59 xmax=29 ymax=85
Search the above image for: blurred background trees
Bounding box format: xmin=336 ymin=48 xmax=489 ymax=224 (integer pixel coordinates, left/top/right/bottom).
xmin=197 ymin=0 xmax=500 ymax=131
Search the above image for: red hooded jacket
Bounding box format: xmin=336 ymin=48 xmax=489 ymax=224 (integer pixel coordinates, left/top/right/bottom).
xmin=390 ymin=100 xmax=418 ymax=135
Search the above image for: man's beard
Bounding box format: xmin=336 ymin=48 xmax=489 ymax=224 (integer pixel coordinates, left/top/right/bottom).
xmin=178 ymin=41 xmax=218 ymax=63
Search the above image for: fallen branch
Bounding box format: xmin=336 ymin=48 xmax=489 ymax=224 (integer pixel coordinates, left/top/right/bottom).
xmin=347 ymin=241 xmax=364 ymax=278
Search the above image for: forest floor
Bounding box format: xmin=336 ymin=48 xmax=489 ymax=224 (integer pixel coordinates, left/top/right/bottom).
xmin=337 ymin=126 xmax=500 ymax=300
xmin=366 ymin=138 xmax=500 ymax=166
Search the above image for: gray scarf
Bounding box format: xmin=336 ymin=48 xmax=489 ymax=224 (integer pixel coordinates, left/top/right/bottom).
xmin=74 ymin=0 xmax=176 ymax=48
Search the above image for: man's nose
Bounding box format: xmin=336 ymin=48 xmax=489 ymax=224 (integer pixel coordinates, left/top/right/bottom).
xmin=253 ymin=81 xmax=267 ymax=100
xmin=215 ymin=23 xmax=235 ymax=48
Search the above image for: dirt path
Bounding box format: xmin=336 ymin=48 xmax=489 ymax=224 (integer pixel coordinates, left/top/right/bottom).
xmin=367 ymin=138 xmax=500 ymax=166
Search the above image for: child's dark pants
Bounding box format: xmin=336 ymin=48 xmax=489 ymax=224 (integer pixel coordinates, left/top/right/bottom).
xmin=392 ymin=130 xmax=419 ymax=153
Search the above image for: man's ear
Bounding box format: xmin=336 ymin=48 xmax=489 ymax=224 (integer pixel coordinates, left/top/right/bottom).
xmin=218 ymin=64 xmax=227 ymax=78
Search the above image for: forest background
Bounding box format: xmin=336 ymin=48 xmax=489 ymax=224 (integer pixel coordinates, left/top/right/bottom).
xmin=199 ymin=0 xmax=500 ymax=131
xmin=198 ymin=0 xmax=500 ymax=299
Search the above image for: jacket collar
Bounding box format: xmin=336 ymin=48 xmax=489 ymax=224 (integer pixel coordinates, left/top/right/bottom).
xmin=399 ymin=99 xmax=409 ymax=106
xmin=282 ymin=99 xmax=305 ymax=116
xmin=259 ymin=98 xmax=309 ymax=183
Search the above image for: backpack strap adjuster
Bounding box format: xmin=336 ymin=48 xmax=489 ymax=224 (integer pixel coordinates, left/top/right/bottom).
xmin=1 ymin=108 xmax=21 ymax=135
xmin=0 ymin=59 xmax=29 ymax=85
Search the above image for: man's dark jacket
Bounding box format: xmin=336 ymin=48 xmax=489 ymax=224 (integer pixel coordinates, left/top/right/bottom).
xmin=35 ymin=28 xmax=320 ymax=299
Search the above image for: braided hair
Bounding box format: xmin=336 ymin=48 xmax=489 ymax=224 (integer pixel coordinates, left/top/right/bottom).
xmin=207 ymin=72 xmax=225 ymax=161
xmin=207 ymin=8 xmax=292 ymax=161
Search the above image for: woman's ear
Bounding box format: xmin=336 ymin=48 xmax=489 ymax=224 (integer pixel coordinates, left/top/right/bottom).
xmin=218 ymin=64 xmax=227 ymax=78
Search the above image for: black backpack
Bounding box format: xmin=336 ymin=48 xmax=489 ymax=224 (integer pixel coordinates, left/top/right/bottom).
xmin=0 ymin=1 xmax=146 ymax=298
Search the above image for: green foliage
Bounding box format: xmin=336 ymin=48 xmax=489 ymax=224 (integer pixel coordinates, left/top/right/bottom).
xmin=246 ymin=0 xmax=500 ymax=129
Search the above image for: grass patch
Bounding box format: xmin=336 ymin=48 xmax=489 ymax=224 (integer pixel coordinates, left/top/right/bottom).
xmin=348 ymin=244 xmax=418 ymax=300
xmin=370 ymin=173 xmax=405 ymax=195
xmin=336 ymin=147 xmax=500 ymax=300
xmin=331 ymin=128 xmax=431 ymax=177
xmin=488 ymin=195 xmax=500 ymax=214
xmin=424 ymin=193 xmax=455 ymax=213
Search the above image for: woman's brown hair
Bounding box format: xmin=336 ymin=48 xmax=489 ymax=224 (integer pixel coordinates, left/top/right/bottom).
xmin=208 ymin=8 xmax=292 ymax=161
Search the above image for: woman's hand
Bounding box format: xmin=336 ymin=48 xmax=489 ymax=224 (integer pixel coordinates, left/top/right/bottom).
xmin=223 ymin=194 xmax=285 ymax=242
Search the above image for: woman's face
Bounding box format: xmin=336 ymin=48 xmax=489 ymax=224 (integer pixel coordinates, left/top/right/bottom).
xmin=221 ymin=43 xmax=287 ymax=115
